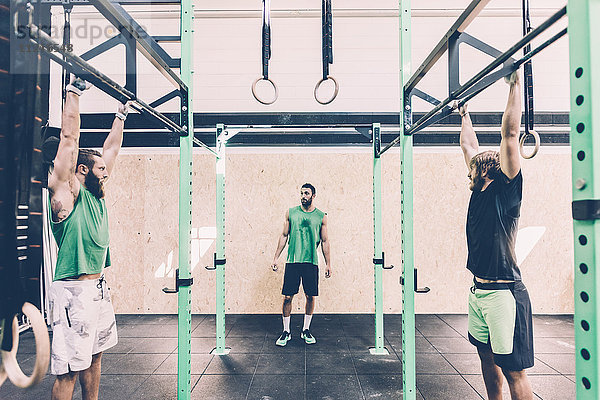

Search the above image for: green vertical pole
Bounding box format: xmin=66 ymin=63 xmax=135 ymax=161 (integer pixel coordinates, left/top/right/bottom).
xmin=177 ymin=0 xmax=194 ymax=397
xmin=400 ymin=1 xmax=416 ymax=399
xmin=371 ymin=123 xmax=389 ymax=355
xmin=569 ymin=1 xmax=600 ymax=399
xmin=213 ymin=124 xmax=230 ymax=355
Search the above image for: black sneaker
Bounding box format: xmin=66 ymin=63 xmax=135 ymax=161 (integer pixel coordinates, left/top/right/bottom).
xmin=276 ymin=331 xmax=291 ymax=346
xmin=300 ymin=329 xmax=316 ymax=344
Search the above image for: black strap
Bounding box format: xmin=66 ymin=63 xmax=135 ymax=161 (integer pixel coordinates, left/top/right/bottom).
xmin=522 ymin=0 xmax=534 ymax=134
xmin=261 ymin=0 xmax=271 ymax=79
xmin=62 ymin=5 xmax=72 ymax=103
xmin=321 ymin=0 xmax=333 ymax=80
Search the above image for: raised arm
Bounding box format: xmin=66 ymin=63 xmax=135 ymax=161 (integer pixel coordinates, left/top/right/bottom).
xmin=271 ymin=209 xmax=290 ymax=270
xmin=320 ymin=215 xmax=331 ymax=278
xmin=499 ymin=71 xmax=522 ymax=179
xmin=459 ymin=103 xmax=479 ymax=169
xmin=102 ymin=102 xmax=127 ymax=176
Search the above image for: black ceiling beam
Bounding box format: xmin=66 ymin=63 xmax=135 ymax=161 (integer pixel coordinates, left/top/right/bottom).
xmin=40 ymin=0 xmax=181 ymax=5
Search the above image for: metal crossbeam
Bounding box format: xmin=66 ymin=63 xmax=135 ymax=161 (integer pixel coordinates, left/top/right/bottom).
xmin=40 ymin=0 xmax=180 ymax=3
xmin=404 ymin=0 xmax=491 ymax=94
xmin=88 ymin=0 xmax=186 ymax=89
xmin=29 ymin=24 xmax=186 ymax=135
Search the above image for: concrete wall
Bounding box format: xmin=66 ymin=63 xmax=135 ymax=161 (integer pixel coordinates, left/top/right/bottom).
xmin=103 ymin=146 xmax=574 ymax=314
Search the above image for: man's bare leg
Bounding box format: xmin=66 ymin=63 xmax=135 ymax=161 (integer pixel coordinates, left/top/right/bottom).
xmin=503 ymin=368 xmax=533 ymax=400
xmin=283 ymin=295 xmax=293 ymax=318
xmin=305 ymin=295 xmax=315 ymax=315
xmin=477 ymin=346 xmax=504 ymax=400
xmin=51 ymin=371 xmax=79 ymax=400
xmin=80 ymin=352 xmax=102 ymax=400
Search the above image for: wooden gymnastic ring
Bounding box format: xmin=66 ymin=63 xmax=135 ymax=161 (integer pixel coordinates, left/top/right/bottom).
xmin=314 ymin=75 xmax=339 ymax=105
xmin=519 ymin=130 xmax=540 ymax=159
xmin=1 ymin=303 xmax=50 ymax=388
xmin=251 ymin=77 xmax=278 ymax=105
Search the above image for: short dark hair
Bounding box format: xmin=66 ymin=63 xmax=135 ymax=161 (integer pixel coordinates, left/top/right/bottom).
xmin=301 ymin=183 xmax=316 ymax=196
xmin=469 ymin=150 xmax=501 ymax=180
xmin=77 ymin=148 xmax=102 ymax=171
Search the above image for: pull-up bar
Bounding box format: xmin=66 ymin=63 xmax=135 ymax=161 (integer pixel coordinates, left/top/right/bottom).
xmin=28 ymin=24 xmax=187 ymax=135
xmin=88 ymin=0 xmax=187 ymax=91
xmin=379 ymin=5 xmax=566 ymax=156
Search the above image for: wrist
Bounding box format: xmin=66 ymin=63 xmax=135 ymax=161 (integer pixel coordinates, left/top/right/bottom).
xmin=115 ymin=112 xmax=127 ymax=121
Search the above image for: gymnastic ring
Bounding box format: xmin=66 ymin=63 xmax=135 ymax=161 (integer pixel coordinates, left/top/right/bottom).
xmin=251 ymin=77 xmax=278 ymax=105
xmin=519 ymin=130 xmax=540 ymax=159
xmin=314 ymin=75 xmax=339 ymax=105
xmin=1 ymin=302 xmax=50 ymax=388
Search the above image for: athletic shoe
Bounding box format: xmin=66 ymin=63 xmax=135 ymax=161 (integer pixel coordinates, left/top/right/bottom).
xmin=300 ymin=329 xmax=316 ymax=344
xmin=276 ymin=331 xmax=291 ymax=346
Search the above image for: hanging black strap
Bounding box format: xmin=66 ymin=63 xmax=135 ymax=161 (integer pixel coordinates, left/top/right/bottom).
xmin=261 ymin=0 xmax=271 ymax=80
xmin=522 ymin=0 xmax=534 ymax=134
xmin=61 ymin=4 xmax=72 ymax=103
xmin=321 ymin=0 xmax=333 ymax=80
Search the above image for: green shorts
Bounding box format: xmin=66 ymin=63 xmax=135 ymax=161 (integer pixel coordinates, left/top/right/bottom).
xmin=468 ymin=280 xmax=534 ymax=371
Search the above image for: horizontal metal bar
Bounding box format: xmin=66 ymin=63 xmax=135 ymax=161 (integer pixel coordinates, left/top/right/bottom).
xmin=88 ymin=0 xmax=186 ymax=89
xmin=29 ymin=24 xmax=185 ymax=134
xmin=192 ymin=137 xmax=218 ymax=157
xmin=404 ymin=0 xmax=492 ymax=94
xmin=406 ymin=6 xmax=566 ymax=136
xmin=40 ymin=0 xmax=181 ymax=4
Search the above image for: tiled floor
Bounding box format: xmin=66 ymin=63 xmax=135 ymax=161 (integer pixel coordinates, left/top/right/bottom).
xmin=0 ymin=314 xmax=574 ymax=399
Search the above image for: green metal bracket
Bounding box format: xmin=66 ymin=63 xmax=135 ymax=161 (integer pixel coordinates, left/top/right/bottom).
xmin=568 ymin=1 xmax=600 ymax=399
xmin=371 ymin=123 xmax=390 ymax=356
xmin=212 ymin=123 xmax=230 ymax=356
xmin=400 ymin=1 xmax=417 ymax=399
xmin=177 ymin=0 xmax=194 ymax=397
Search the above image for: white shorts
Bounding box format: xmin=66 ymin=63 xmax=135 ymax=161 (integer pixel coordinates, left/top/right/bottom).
xmin=49 ymin=276 xmax=118 ymax=375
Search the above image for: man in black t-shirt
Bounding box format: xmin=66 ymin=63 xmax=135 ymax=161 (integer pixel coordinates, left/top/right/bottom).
xmin=459 ymin=71 xmax=534 ymax=400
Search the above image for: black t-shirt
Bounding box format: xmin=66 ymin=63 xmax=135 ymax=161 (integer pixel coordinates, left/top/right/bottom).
xmin=466 ymin=170 xmax=523 ymax=281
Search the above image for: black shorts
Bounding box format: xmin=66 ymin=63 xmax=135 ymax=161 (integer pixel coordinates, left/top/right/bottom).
xmin=282 ymin=263 xmax=319 ymax=296
xmin=468 ymin=280 xmax=534 ymax=371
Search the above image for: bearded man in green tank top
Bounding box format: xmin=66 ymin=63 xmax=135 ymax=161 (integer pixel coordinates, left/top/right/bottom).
xmin=47 ymin=77 xmax=127 ymax=400
xmin=271 ymin=183 xmax=331 ymax=346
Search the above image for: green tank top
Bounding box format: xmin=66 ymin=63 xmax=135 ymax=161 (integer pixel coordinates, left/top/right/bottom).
xmin=287 ymin=206 xmax=325 ymax=265
xmin=50 ymin=186 xmax=111 ymax=280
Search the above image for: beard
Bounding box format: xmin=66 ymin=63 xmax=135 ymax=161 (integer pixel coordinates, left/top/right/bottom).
xmin=470 ymin=172 xmax=485 ymax=192
xmin=85 ymin=173 xmax=105 ymax=199
xmin=301 ymin=198 xmax=312 ymax=208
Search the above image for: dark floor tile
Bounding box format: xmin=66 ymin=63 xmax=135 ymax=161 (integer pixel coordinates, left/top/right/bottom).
xmin=191 ymin=322 xmax=217 ymax=338
xmin=338 ymin=314 xmax=373 ymax=324
xmin=305 ymin=334 xmax=349 ymax=353
xmin=417 ymin=375 xmax=483 ymax=400
xmin=346 ymin=335 xmax=382 ymax=354
xmin=97 ymin=373 xmax=149 ymax=399
xmin=246 ymin=374 xmax=305 ymax=400
xmin=255 ymin=353 xmax=305 ymax=375
xmin=115 ymin=314 xmax=142 ymax=324
xmin=227 ymin=326 xmax=268 ymax=338
xmin=100 ymin=353 xmax=126 ymax=374
xmin=343 ymin=323 xmax=375 ymax=337
xmin=154 ymin=353 xmax=213 ymax=375
xmin=135 ymin=314 xmax=179 ymax=325
xmin=533 ymin=315 xmax=574 ymax=338
xmin=192 ymin=374 xmax=252 ymax=400
xmin=190 ymin=337 xmax=220 ymax=354
xmin=387 ymin=335 xmax=437 ymax=354
xmin=117 ymin=323 xmax=178 ymax=338
xmin=307 ymin=352 xmax=355 ymax=375
xmin=104 ymin=337 xmax=140 ymax=354
xmin=416 ymin=316 xmax=462 ymax=338
xmin=204 ymin=354 xmax=259 ymax=375
xmin=437 ymin=314 xmax=469 ymax=334
xmin=130 ymin=374 xmax=199 ymax=400
xmin=0 ymin=374 xmax=73 ymax=400
xmin=536 ymin=353 xmax=575 ymax=375
xmin=463 ymin=374 xmax=510 ymax=399
xmin=352 ymin=353 xmax=403 ymax=375
xmin=442 ymin=353 xmax=482 ymax=375
xmin=222 ymin=336 xmax=266 ymax=353
xmin=530 ymin=374 xmax=575 ymax=400
xmin=306 ymin=374 xmax=363 ymax=400
xmin=106 ymin=353 xmax=170 ymax=374
xmin=428 ymin=337 xmax=477 ymax=354
xmin=534 ymin=337 xmax=575 ymax=354
xmin=358 ymin=374 xmax=404 ymax=399
xmin=416 ymin=353 xmax=458 ymax=375
xmin=130 ymin=337 xmax=178 ymax=354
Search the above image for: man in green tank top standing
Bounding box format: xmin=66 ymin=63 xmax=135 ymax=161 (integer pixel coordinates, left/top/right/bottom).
xmin=47 ymin=77 xmax=127 ymax=400
xmin=271 ymin=183 xmax=331 ymax=346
